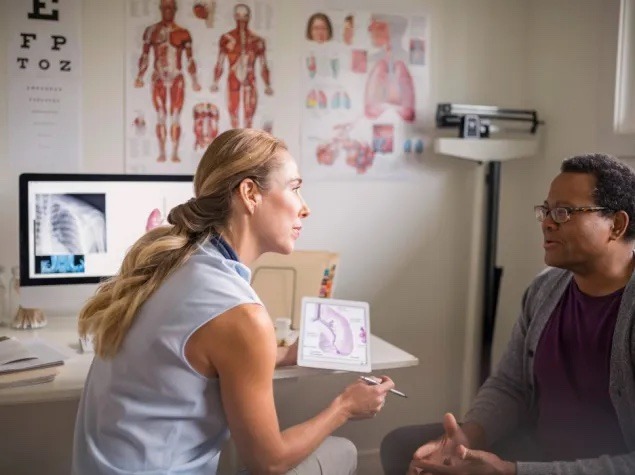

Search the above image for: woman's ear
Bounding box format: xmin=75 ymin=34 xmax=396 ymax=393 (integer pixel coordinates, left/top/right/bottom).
xmin=237 ymin=178 xmax=262 ymax=215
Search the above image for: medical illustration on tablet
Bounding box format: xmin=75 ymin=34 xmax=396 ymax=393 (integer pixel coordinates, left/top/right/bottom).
xmin=298 ymin=297 xmax=371 ymax=373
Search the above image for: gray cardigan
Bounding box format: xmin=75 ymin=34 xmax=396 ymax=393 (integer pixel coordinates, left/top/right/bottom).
xmin=465 ymin=266 xmax=635 ymax=475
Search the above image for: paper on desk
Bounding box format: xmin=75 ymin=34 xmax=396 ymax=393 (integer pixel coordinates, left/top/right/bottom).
xmin=0 ymin=339 xmax=67 ymax=375
xmin=0 ymin=337 xmax=37 ymax=366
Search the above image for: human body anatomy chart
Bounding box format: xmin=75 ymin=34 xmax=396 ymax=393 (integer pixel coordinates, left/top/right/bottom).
xmin=301 ymin=10 xmax=429 ymax=180
xmin=126 ymin=0 xmax=275 ymax=174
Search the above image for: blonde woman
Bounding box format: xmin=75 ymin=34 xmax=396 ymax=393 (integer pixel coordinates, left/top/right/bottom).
xmin=72 ymin=128 xmax=394 ymax=475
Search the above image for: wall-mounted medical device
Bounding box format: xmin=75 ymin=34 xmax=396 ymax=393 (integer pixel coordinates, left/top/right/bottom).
xmin=436 ymin=103 xmax=544 ymax=138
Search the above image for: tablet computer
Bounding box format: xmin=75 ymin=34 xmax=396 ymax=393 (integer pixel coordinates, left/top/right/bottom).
xmin=298 ymin=297 xmax=371 ymax=373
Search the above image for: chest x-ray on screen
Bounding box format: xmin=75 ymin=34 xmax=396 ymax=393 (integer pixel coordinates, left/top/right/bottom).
xmin=19 ymin=174 xmax=194 ymax=315
xmin=35 ymin=193 xmax=107 ymax=273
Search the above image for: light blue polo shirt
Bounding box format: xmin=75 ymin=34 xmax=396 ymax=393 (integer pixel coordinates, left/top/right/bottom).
xmin=72 ymin=238 xmax=261 ymax=474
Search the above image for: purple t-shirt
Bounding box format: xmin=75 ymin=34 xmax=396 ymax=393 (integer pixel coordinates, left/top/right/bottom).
xmin=534 ymin=279 xmax=627 ymax=461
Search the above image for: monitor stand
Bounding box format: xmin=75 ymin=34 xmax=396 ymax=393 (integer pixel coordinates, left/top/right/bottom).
xmin=19 ymin=283 xmax=99 ymax=318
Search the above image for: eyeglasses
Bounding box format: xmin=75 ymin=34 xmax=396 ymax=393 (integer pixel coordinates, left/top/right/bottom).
xmin=534 ymin=205 xmax=611 ymax=224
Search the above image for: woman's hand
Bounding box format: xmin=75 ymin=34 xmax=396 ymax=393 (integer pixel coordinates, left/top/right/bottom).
xmin=336 ymin=375 xmax=394 ymax=420
xmin=276 ymin=339 xmax=298 ymax=367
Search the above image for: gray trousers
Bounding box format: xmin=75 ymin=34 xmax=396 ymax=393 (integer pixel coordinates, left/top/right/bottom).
xmin=238 ymin=436 xmax=357 ymax=475
xmin=380 ymin=423 xmax=544 ymax=475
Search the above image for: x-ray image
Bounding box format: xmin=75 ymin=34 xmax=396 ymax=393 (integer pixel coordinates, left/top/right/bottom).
xmin=35 ymin=193 xmax=107 ymax=256
xmin=35 ymin=254 xmax=85 ymax=274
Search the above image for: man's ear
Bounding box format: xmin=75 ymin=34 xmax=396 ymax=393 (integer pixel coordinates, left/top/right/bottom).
xmin=237 ymin=178 xmax=262 ymax=215
xmin=610 ymin=210 xmax=629 ymax=240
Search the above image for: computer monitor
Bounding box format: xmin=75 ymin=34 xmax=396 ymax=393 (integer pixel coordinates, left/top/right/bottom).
xmin=19 ymin=173 xmax=194 ymax=316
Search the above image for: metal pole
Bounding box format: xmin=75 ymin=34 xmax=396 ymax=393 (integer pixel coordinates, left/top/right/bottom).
xmin=480 ymin=160 xmax=502 ymax=385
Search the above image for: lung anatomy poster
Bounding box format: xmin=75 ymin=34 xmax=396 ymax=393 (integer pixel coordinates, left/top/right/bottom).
xmin=301 ymin=10 xmax=429 ymax=180
xmin=125 ymin=0 xmax=275 ymax=174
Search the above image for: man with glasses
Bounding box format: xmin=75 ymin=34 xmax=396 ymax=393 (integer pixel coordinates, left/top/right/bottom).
xmin=381 ymin=153 xmax=635 ymax=475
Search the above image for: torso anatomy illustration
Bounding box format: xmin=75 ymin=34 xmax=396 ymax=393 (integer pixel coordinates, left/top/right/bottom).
xmin=193 ymin=102 xmax=219 ymax=150
xmin=210 ymin=4 xmax=273 ymax=128
xmin=365 ymin=14 xmax=415 ymax=123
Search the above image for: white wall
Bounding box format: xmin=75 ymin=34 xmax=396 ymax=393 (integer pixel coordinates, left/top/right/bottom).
xmin=10 ymin=0 xmax=634 ymax=474
xmin=614 ymin=0 xmax=635 ymax=134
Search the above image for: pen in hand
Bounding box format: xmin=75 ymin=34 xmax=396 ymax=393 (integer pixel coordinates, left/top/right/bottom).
xmin=360 ymin=375 xmax=407 ymax=398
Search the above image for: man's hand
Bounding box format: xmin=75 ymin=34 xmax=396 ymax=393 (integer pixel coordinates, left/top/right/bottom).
xmin=210 ymin=83 xmax=219 ymax=93
xmin=409 ymin=444 xmax=516 ymax=475
xmin=407 ymin=413 xmax=470 ymax=474
xmin=192 ymin=80 xmax=202 ymax=92
xmin=134 ymin=78 xmax=144 ymax=88
xmin=264 ymin=85 xmax=274 ymax=95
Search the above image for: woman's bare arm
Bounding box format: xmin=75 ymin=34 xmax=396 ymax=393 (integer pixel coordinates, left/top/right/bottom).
xmin=186 ymin=304 xmax=359 ymax=474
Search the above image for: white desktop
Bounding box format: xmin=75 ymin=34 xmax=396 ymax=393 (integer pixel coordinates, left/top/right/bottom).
xmin=18 ymin=173 xmax=195 ymax=316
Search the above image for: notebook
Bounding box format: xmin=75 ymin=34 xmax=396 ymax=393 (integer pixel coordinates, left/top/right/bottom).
xmin=297 ymin=297 xmax=372 ymax=373
xmin=0 ymin=336 xmax=66 ymax=375
xmin=0 ymin=366 xmax=60 ymax=389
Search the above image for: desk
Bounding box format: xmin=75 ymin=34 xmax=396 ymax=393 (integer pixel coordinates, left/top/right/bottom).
xmin=0 ymin=316 xmax=419 ymax=405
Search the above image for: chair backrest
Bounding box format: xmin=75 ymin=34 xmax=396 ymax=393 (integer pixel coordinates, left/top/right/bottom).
xmin=250 ymin=251 xmax=339 ymax=329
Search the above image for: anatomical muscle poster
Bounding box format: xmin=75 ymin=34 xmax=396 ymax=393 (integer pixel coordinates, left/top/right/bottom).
xmin=301 ymin=10 xmax=429 ymax=180
xmin=125 ymin=0 xmax=276 ymax=174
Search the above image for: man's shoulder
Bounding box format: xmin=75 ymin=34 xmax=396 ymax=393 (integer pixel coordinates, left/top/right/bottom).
xmin=527 ymin=266 xmax=570 ymax=293
xmin=516 ymin=267 xmax=571 ymax=322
